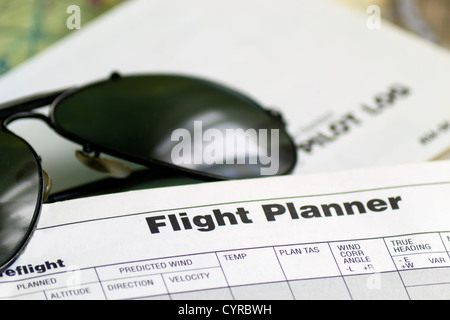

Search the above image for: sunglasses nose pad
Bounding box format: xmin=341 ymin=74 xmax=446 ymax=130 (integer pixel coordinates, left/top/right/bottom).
xmin=42 ymin=170 xmax=52 ymax=202
xmin=75 ymin=150 xmax=132 ymax=179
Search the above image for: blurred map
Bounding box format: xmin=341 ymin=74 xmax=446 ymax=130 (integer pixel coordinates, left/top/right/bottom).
xmin=0 ymin=0 xmax=449 ymax=76
xmin=336 ymin=0 xmax=450 ymax=47
xmin=0 ymin=0 xmax=124 ymax=75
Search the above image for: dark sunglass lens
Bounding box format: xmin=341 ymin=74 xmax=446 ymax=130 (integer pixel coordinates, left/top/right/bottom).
xmin=52 ymin=75 xmax=296 ymax=179
xmin=0 ymin=129 xmax=42 ymax=269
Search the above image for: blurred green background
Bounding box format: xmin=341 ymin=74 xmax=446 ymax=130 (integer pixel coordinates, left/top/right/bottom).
xmin=0 ymin=0 xmax=449 ymax=76
xmin=0 ymin=0 xmax=124 ymax=75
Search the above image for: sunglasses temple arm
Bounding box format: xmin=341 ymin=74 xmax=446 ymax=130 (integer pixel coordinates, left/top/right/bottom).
xmin=0 ymin=89 xmax=69 ymax=119
xmin=45 ymin=175 xmax=138 ymax=203
xmin=44 ymin=168 xmax=211 ymax=203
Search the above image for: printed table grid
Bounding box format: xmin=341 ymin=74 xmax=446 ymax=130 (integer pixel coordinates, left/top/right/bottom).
xmin=3 ymin=231 xmax=450 ymax=300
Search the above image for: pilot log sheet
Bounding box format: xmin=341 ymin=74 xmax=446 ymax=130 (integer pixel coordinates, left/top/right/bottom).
xmin=1 ymin=160 xmax=450 ymax=300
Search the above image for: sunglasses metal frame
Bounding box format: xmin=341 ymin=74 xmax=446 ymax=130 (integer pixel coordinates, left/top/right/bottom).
xmin=1 ymin=73 xmax=297 ymax=189
xmin=0 ymin=125 xmax=44 ymax=272
xmin=0 ymin=73 xmax=298 ymax=271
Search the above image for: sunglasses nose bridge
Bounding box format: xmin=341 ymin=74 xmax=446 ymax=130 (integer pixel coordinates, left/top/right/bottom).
xmin=2 ymin=111 xmax=53 ymax=128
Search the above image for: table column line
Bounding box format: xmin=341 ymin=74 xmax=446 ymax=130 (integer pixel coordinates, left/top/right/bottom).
xmin=438 ymin=232 xmax=450 ymax=261
xmin=271 ymin=246 xmax=295 ymax=300
xmin=93 ymin=267 xmax=108 ymax=300
xmin=214 ymin=252 xmax=235 ymax=300
xmin=381 ymin=237 xmax=411 ymax=300
xmin=156 ymin=270 xmax=171 ymax=300
xmin=326 ymin=242 xmax=353 ymax=300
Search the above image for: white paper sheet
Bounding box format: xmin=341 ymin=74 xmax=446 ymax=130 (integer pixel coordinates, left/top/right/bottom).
xmin=1 ymin=160 xmax=450 ymax=300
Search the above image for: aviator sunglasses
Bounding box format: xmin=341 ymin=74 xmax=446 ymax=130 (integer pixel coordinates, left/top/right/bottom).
xmin=0 ymin=73 xmax=297 ymax=271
